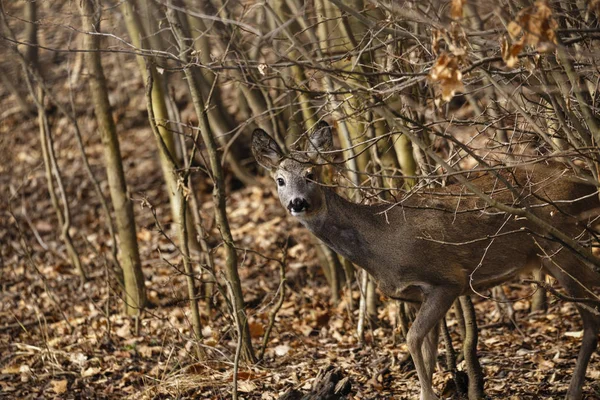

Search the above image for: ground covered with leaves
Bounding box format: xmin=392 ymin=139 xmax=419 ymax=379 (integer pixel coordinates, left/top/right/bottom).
xmin=2 ymin=98 xmax=600 ymax=400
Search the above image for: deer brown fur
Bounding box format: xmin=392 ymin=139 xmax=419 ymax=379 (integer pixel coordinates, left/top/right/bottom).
xmin=252 ymin=122 xmax=600 ymax=400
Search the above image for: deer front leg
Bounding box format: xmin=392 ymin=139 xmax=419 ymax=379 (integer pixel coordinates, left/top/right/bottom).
xmin=407 ymin=285 xmax=461 ymax=400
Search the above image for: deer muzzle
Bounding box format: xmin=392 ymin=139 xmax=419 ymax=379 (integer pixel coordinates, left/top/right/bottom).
xmin=288 ymin=198 xmax=310 ymax=214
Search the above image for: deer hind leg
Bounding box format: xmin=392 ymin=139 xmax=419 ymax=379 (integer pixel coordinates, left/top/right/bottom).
xmin=407 ymin=285 xmax=461 ymax=400
xmin=423 ymin=322 xmax=440 ymax=381
xmin=568 ymin=307 xmax=599 ymax=400
xmin=543 ymin=255 xmax=600 ymax=400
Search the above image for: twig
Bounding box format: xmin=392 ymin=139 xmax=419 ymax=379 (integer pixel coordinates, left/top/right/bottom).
xmin=258 ymin=241 xmax=289 ymax=360
xmin=522 ymin=279 xmax=600 ymax=317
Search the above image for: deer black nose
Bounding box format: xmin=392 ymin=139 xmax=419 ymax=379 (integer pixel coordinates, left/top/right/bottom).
xmin=288 ymin=198 xmax=309 ymax=213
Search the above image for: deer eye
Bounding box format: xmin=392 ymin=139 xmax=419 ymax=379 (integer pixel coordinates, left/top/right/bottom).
xmin=306 ymin=172 xmax=315 ymax=181
xmin=276 ymin=178 xmax=285 ymax=187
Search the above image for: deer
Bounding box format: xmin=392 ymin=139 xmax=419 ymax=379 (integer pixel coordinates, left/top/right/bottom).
xmin=251 ymin=121 xmax=600 ymax=400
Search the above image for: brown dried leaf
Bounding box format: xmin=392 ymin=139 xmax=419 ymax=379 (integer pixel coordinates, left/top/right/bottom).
xmin=564 ymin=330 xmax=584 ymax=338
xmin=35 ymin=221 xmax=53 ymax=233
xmin=501 ymin=36 xmax=510 ymax=60
xmin=0 ymin=382 xmax=16 ymax=393
xmin=137 ymin=345 xmax=155 ymax=358
xmin=296 ymin=323 xmax=313 ymax=337
xmin=234 ymin=371 xmax=261 ymax=381
xmin=137 ymin=228 xmax=152 ymax=242
xmin=82 ymin=367 xmax=101 ymax=378
xmin=450 ymin=0 xmax=466 ymax=19
xmin=428 ymin=53 xmax=464 ymax=102
xmin=429 ymin=53 xmax=455 ymax=81
xmin=249 ymin=321 xmax=265 ymax=338
xmin=274 ymin=344 xmax=291 ymax=356
xmin=50 ymin=379 xmax=68 ymax=395
xmin=501 ymin=36 xmax=524 ymax=68
xmin=115 ymin=323 xmax=130 ymax=338
xmin=440 ymin=77 xmax=464 ymax=102
xmin=591 ymin=0 xmax=600 ymax=16
xmin=432 ymin=29 xmax=442 ymax=56
xmin=536 ymin=41 xmax=554 ymax=53
xmin=532 ymin=0 xmax=557 ymax=45
xmin=533 ymin=354 xmax=555 ymax=370
xmin=1 ymin=365 xmax=21 ymax=374
xmin=507 ymin=0 xmax=557 ymax=50
xmin=238 ymin=380 xmax=257 ymax=393
xmin=507 ymin=21 xmax=522 ymax=39
xmin=449 ymin=23 xmax=468 ymax=58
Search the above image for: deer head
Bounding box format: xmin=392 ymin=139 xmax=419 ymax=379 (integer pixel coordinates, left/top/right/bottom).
xmin=252 ymin=122 xmax=333 ymax=219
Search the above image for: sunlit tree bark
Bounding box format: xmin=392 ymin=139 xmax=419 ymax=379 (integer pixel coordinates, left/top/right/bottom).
xmin=79 ymin=0 xmax=146 ymax=315
xmin=166 ymin=1 xmax=255 ymax=363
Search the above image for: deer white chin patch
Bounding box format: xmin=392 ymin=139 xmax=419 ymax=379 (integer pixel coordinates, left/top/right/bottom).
xmin=290 ymin=210 xmax=307 ymax=217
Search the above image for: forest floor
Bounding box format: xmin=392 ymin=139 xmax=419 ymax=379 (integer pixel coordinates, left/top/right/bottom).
xmin=0 ymin=11 xmax=599 ymax=396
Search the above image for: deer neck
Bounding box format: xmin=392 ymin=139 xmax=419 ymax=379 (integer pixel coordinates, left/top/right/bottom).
xmin=297 ymin=188 xmax=378 ymax=268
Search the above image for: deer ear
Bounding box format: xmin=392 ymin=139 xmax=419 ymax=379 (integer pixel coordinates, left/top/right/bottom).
xmin=306 ymin=121 xmax=333 ymax=159
xmin=252 ymin=129 xmax=284 ymax=171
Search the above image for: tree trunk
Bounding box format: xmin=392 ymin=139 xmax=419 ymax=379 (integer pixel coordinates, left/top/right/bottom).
xmin=79 ymin=0 xmax=146 ymax=315
xmin=166 ymin=2 xmax=255 ymax=363
xmin=121 ymin=0 xmax=206 ymax=256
